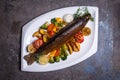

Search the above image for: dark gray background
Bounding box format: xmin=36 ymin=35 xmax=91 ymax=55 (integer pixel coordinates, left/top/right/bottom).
xmin=0 ymin=0 xmax=120 ymax=80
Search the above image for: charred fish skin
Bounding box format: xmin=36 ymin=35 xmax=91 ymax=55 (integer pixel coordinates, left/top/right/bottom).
xmin=24 ymin=14 xmax=91 ymax=65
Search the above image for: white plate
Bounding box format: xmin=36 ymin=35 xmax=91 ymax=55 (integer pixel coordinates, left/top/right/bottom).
xmin=21 ymin=6 xmax=98 ymax=72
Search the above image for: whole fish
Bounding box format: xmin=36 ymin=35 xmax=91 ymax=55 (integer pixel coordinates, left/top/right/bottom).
xmin=24 ymin=13 xmax=91 ymax=65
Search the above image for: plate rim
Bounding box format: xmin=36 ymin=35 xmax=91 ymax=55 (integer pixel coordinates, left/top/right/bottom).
xmin=21 ymin=6 xmax=99 ymax=72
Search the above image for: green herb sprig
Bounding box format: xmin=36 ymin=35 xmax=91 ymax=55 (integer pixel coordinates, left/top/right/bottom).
xmin=74 ymin=7 xmax=94 ymax=22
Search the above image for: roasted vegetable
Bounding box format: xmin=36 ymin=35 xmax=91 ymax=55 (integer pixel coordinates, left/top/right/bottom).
xmin=60 ymin=52 xmax=68 ymax=60
xmin=48 ymin=31 xmax=55 ymax=37
xmin=33 ymin=39 xmax=43 ymax=49
xmin=52 ymin=26 xmax=57 ymax=33
xmin=66 ymin=42 xmax=73 ymax=54
xmin=48 ymin=24 xmax=57 ymax=32
xmin=38 ymin=55 xmax=48 ymax=65
xmin=62 ymin=45 xmax=68 ymax=56
xmin=48 ymin=50 xmax=60 ymax=63
xmin=51 ymin=17 xmax=65 ymax=27
xmin=68 ymin=38 xmax=80 ymax=52
xmin=43 ymin=34 xmax=48 ymax=43
xmin=33 ymin=31 xmax=41 ymax=38
xmin=73 ymin=42 xmax=80 ymax=52
xmin=54 ymin=56 xmax=60 ymax=62
xmin=49 ymin=57 xmax=55 ymax=63
xmin=82 ymin=27 xmax=91 ymax=36
xmin=60 ymin=54 xmax=66 ymax=60
xmin=39 ymin=29 xmax=47 ymax=35
xmin=75 ymin=42 xmax=80 ymax=51
xmin=63 ymin=44 xmax=68 ymax=50
xmin=47 ymin=50 xmax=56 ymax=58
xmin=51 ymin=18 xmax=56 ymax=24
xmin=41 ymin=21 xmax=49 ymax=29
xmin=74 ymin=32 xmax=84 ymax=43
xmin=69 ymin=41 xmax=76 ymax=52
xmin=47 ymin=23 xmax=57 ymax=37
xmin=54 ymin=49 xmax=60 ymax=57
xmin=27 ymin=44 xmax=36 ymax=54
xmin=58 ymin=22 xmax=64 ymax=27
xmin=41 ymin=24 xmax=47 ymax=29
xmin=56 ymin=18 xmax=63 ymax=22
xmin=60 ymin=45 xmax=68 ymax=60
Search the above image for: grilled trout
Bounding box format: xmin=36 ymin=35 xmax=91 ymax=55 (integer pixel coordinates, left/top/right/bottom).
xmin=24 ymin=13 xmax=91 ymax=65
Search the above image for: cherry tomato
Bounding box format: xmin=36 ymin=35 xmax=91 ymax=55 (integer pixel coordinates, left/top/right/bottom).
xmin=48 ymin=31 xmax=55 ymax=37
xmin=74 ymin=32 xmax=84 ymax=43
xmin=33 ymin=39 xmax=43 ymax=49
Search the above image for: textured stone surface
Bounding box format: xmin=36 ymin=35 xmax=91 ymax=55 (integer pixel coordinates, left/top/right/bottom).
xmin=0 ymin=0 xmax=120 ymax=80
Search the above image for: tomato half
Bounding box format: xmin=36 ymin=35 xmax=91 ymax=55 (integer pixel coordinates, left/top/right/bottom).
xmin=74 ymin=32 xmax=84 ymax=43
xmin=33 ymin=39 xmax=43 ymax=49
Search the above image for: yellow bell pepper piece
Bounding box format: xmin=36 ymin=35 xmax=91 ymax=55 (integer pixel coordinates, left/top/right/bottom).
xmin=56 ymin=18 xmax=63 ymax=22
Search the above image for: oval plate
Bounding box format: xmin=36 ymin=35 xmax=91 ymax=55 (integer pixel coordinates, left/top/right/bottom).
xmin=21 ymin=6 xmax=98 ymax=72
